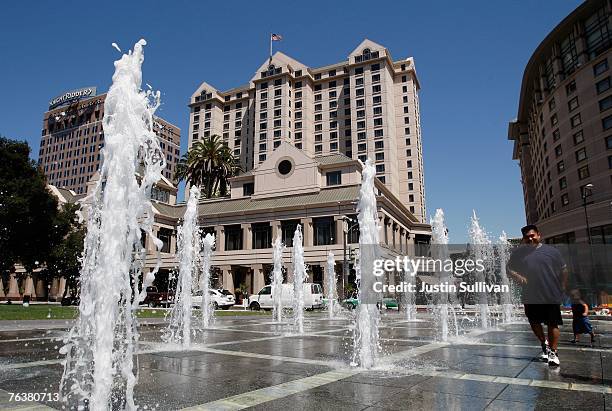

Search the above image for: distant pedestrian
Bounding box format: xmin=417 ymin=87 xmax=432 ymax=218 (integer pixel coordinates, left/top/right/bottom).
xmin=570 ymin=290 xmax=595 ymax=346
xmin=507 ymin=224 xmax=568 ymax=367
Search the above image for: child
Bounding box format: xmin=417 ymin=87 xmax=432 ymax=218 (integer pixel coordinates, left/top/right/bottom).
xmin=570 ymin=290 xmax=595 ymax=345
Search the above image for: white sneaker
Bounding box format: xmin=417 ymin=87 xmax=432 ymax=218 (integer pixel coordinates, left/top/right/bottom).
xmin=539 ymin=342 xmax=549 ymax=361
xmin=548 ymin=350 xmax=560 ymax=366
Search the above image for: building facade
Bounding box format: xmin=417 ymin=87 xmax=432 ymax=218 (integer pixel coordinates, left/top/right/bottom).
xmin=509 ymin=0 xmax=612 ymax=244
xmin=38 ymin=87 xmax=181 ymax=194
xmin=188 ymin=39 xmax=426 ymax=222
xmin=146 ymin=143 xmax=431 ymax=297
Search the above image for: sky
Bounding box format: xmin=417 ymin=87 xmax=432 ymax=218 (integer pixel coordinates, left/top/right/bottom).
xmin=0 ymin=0 xmax=584 ymax=242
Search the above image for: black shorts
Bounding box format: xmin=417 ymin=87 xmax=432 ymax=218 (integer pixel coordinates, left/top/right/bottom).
xmin=524 ymin=304 xmax=563 ymax=326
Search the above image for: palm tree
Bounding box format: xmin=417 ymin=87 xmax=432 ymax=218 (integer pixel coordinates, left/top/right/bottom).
xmin=175 ymin=135 xmax=241 ymax=198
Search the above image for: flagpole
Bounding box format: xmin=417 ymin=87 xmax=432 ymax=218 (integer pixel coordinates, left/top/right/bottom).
xmin=269 ymin=33 xmax=272 ymax=64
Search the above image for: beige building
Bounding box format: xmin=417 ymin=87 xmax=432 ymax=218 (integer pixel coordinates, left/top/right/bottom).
xmin=509 ymin=0 xmax=612 ymax=244
xmin=146 ymin=143 xmax=430 ymax=297
xmin=188 ymin=39 xmax=426 ymax=222
xmin=38 ymin=87 xmax=181 ymax=195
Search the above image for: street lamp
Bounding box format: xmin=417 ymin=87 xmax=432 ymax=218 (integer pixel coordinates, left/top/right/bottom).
xmin=341 ymin=216 xmax=360 ymax=299
xmin=582 ymin=183 xmax=594 ymax=244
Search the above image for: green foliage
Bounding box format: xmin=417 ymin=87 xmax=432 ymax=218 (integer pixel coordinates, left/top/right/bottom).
xmin=0 ymin=136 xmax=60 ymax=275
xmin=175 ymin=135 xmax=241 ymax=198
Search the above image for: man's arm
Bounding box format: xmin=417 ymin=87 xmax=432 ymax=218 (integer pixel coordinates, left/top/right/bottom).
xmin=560 ymin=265 xmax=569 ymax=292
xmin=507 ymin=264 xmax=527 ymax=284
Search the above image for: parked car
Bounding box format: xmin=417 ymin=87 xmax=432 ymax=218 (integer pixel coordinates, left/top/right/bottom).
xmin=192 ymin=289 xmax=235 ymax=310
xmin=341 ymin=293 xmax=399 ymax=310
xmin=248 ymin=283 xmax=323 ymax=311
xmin=141 ymin=286 xmax=173 ymax=308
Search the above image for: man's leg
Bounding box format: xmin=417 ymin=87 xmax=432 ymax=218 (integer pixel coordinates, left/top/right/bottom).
xmin=547 ymin=324 xmax=560 ymax=351
xmin=530 ymin=323 xmax=546 ymax=343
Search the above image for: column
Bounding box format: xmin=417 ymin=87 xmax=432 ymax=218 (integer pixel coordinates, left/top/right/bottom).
xmin=301 ymin=217 xmax=313 ymax=247
xmin=170 ymin=229 xmax=177 ymax=254
xmin=0 ymin=277 xmax=5 ymax=300
xmin=271 ymin=220 xmax=282 ymax=242
xmin=399 ymin=228 xmax=405 ymax=253
xmin=148 ymin=227 xmax=159 ymax=252
xmin=385 ymin=218 xmax=392 ymax=246
xmin=221 ymin=265 xmax=233 ymax=292
xmin=392 ymin=223 xmax=398 ymax=250
xmin=23 ymin=275 xmax=36 ymax=300
xmin=241 ymin=223 xmax=252 ymax=250
xmin=334 ymin=216 xmax=344 ymax=247
xmin=58 ymin=277 xmax=67 ymax=299
xmin=252 ymin=264 xmax=265 ymax=294
xmin=245 ymin=268 xmax=253 ymax=294
xmin=35 ymin=277 xmax=46 ymax=299
xmin=50 ymin=277 xmax=60 ymax=301
xmin=215 ymin=225 xmax=225 ymax=252
xmin=6 ymin=274 xmax=20 ymax=300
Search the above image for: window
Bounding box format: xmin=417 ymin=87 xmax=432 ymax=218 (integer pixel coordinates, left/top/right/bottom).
xmin=259 ymin=154 xmax=266 ymax=162
xmin=561 ymin=193 xmax=569 ymax=206
xmin=281 ymin=220 xmax=302 ymax=245
xmin=566 ymin=80 xmax=577 ymax=95
xmin=358 ymin=143 xmax=366 ymax=152
xmin=559 ymin=177 xmax=567 ymax=190
xmin=570 ymin=113 xmax=581 ymax=128
xmin=373 ymin=107 xmax=382 ymax=116
xmin=315 ymin=104 xmax=322 ymax=111
xmin=330 ymin=142 xmax=338 ymax=151
xmin=373 ymin=96 xmax=382 ymax=105
xmin=607 ymin=135 xmax=612 ymax=149
xmin=355 ymin=67 xmax=363 ymax=75
xmin=375 ymin=152 xmax=384 ymax=161
xmin=604 ymin=115 xmax=612 ymax=130
xmin=594 ymin=59 xmax=608 ymax=76
xmin=357 ymin=121 xmax=366 ymax=129
xmin=356 ymin=88 xmax=365 ymax=97
xmin=578 ymin=165 xmax=590 ymax=180
xmin=568 ymin=97 xmax=579 ymax=112
xmin=313 ymin=217 xmax=335 ymax=246
xmin=596 ymin=77 xmax=610 ymax=94
xmin=357 ymin=132 xmax=366 ymax=141
xmin=600 ymin=95 xmax=612 ymax=111
xmin=315 ymin=144 xmax=322 ymax=153
xmin=372 ymin=74 xmax=380 ymax=83
xmin=550 ymin=114 xmax=558 ymax=126
xmin=329 ymin=80 xmax=336 ymax=88
xmin=252 ymin=223 xmax=272 ymax=249
xmin=548 ymin=98 xmax=556 ymax=111
xmin=575 ymin=147 xmax=587 ymax=162
xmin=553 ymin=129 xmax=561 ymax=141
xmin=572 ymin=130 xmax=584 ymax=145
xmin=375 ymin=164 xmax=385 ymax=173
xmin=371 ymin=63 xmax=380 ymax=71
xmin=225 ymin=225 xmax=243 ymax=250
xmin=557 ymin=160 xmax=565 ymax=173
xmin=375 ymin=141 xmax=384 ymax=149
xmin=243 ymin=182 xmax=254 ymax=196
xmin=374 ymin=118 xmax=383 ymax=126
xmin=372 ymin=85 xmax=381 ymax=94
xmin=326 ymin=171 xmax=342 ymax=186
xmin=374 ymin=129 xmax=384 ymax=137
xmin=356 ymin=99 xmax=365 ymax=107
xmin=315 ymin=94 xmax=322 ymax=101
xmin=314 ymin=73 xmax=322 ymax=80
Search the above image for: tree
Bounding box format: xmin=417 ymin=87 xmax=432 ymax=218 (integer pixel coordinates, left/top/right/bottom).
xmin=0 ymin=136 xmax=61 ymax=277
xmin=175 ymin=135 xmax=241 ymax=198
xmin=40 ymin=203 xmax=85 ymax=298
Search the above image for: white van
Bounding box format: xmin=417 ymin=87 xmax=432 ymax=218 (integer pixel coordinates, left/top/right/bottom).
xmin=248 ymin=283 xmax=323 ymax=311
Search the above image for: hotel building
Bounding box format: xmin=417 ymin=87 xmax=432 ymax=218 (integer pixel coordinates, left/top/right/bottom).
xmin=509 ymin=0 xmax=612 ymax=244
xmin=188 ymin=39 xmax=426 ymax=222
xmin=38 ymin=87 xmax=181 ymax=194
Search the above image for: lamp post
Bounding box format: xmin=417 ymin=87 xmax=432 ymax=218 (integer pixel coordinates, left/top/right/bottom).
xmin=341 ymin=216 xmax=360 ymax=299
xmin=582 ymin=183 xmax=594 ymax=244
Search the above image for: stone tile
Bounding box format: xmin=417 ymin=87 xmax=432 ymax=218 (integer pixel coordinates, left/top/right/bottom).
xmin=485 ymin=399 xmax=536 ymax=410
xmin=299 ymin=380 xmax=405 ymax=406
xmin=409 ymin=376 xmax=508 ymax=399
xmin=517 ymin=360 xmax=604 ymax=386
xmin=498 ymin=385 xmax=605 ymax=408
xmin=246 ymin=393 xmax=370 ymax=411
xmin=368 ymin=387 xmax=492 ymax=411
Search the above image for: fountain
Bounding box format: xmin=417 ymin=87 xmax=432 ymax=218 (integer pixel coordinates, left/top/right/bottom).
xmin=326 ymin=251 xmax=336 ymax=319
xmin=271 ymin=237 xmax=285 ymax=323
xmin=468 ymin=210 xmax=493 ymax=329
xmin=60 ymin=40 xmax=165 ymax=410
xmin=430 ymin=209 xmax=459 ymax=341
xmin=292 ymin=226 xmax=306 ymax=334
xmin=351 ymin=159 xmax=381 ymax=369
xmin=498 ymin=231 xmax=514 ymax=323
xmin=163 ymin=186 xmax=202 ymax=347
xmin=200 ymin=233 xmax=216 ymax=328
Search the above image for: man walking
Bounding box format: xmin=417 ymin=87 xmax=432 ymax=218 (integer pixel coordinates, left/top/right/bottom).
xmin=507 ymin=224 xmax=568 ymax=366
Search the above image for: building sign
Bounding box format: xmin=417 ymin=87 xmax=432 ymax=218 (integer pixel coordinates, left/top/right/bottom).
xmin=49 ymin=87 xmax=97 ymax=110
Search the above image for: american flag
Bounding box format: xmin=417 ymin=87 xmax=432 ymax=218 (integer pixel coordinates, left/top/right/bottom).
xmin=271 ymin=33 xmax=283 ymax=41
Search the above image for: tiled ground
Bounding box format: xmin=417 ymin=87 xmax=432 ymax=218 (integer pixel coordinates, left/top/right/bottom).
xmin=0 ymin=310 xmax=610 ymax=410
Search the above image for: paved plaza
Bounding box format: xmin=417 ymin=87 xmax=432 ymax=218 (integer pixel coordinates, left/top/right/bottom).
xmin=0 ymin=311 xmax=610 ymax=410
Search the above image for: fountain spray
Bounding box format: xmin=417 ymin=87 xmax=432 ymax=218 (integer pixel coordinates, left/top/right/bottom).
xmin=468 ymin=210 xmax=493 ymax=329
xmin=164 ymin=186 xmax=202 ymax=347
xmin=272 ymin=237 xmax=285 ymax=323
xmin=60 ymin=40 xmax=165 ymax=410
xmin=498 ymin=231 xmax=513 ymax=323
xmin=326 ymin=251 xmax=336 ymax=319
xmin=351 ymin=159 xmax=381 ymax=369
xmin=292 ymin=226 xmax=306 ymax=334
xmin=200 ymin=233 xmax=216 ymax=328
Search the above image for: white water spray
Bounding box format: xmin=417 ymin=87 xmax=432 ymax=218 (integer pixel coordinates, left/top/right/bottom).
xmin=272 ymin=237 xmax=285 ymax=323
xmin=326 ymin=251 xmax=336 ymax=319
xmin=164 ymin=186 xmax=202 ymax=347
xmin=60 ymin=39 xmax=165 ymax=410
xmin=468 ymin=210 xmax=492 ymax=329
xmin=292 ymin=226 xmax=306 ymax=334
xmin=498 ymin=231 xmax=513 ymax=323
xmin=200 ymin=233 xmax=216 ymax=328
xmin=351 ymin=159 xmax=381 ymax=369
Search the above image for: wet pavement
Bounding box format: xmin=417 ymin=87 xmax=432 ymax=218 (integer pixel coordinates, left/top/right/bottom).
xmin=0 ymin=311 xmax=610 ymax=410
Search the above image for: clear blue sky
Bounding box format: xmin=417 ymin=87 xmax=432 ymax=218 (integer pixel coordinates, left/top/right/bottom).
xmin=0 ymin=0 xmax=583 ymax=242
